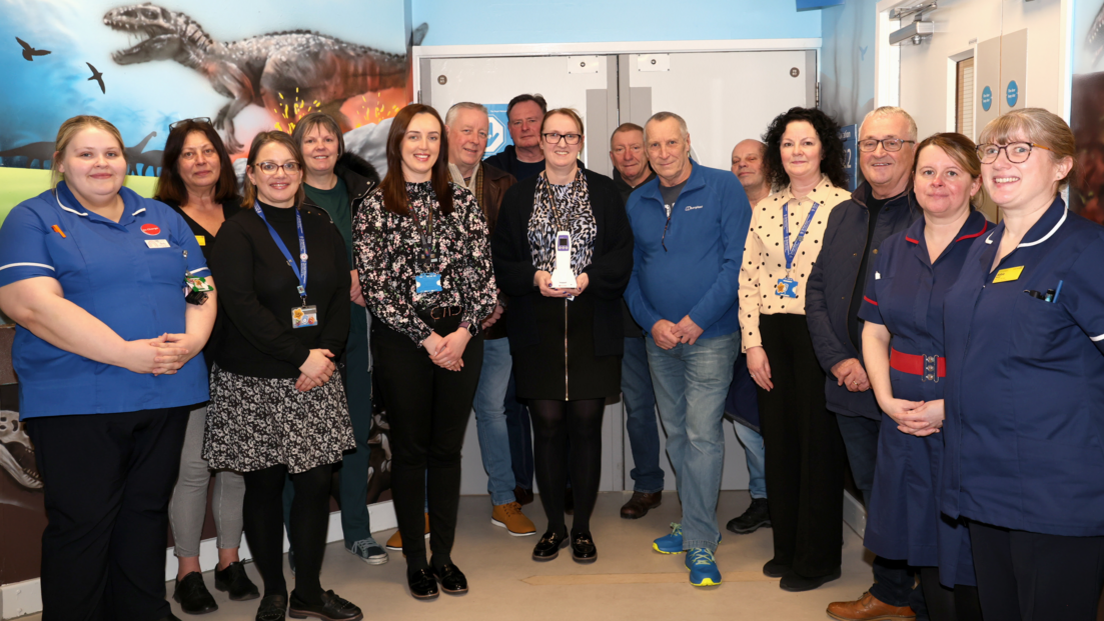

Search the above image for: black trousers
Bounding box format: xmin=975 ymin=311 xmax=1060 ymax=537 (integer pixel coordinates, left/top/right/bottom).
xmin=969 ymin=520 xmax=1104 ymax=621
xmin=757 ymin=313 xmax=845 ymax=577
xmin=27 ymin=407 xmax=189 ymax=621
xmin=374 ymin=319 xmax=483 ymax=571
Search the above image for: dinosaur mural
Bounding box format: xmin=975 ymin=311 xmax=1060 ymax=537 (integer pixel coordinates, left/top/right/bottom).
xmin=0 ymin=141 xmax=54 ymax=169
xmin=103 ymin=3 xmax=417 ymax=152
xmin=124 ymin=131 xmax=156 ymax=175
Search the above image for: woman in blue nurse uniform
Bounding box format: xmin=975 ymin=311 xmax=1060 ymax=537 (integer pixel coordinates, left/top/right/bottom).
xmin=941 ymin=108 xmax=1104 ymax=621
xmin=859 ymin=133 xmax=986 ymax=621
xmin=0 ymin=115 xmax=215 ymax=621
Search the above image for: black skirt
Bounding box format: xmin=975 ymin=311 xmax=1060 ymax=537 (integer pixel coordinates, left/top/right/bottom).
xmin=511 ymin=292 xmax=620 ymax=401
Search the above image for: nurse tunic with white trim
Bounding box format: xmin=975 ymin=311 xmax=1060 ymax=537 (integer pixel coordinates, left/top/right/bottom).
xmin=0 ymin=183 xmax=209 ymax=417
xmin=859 ymin=210 xmax=988 ymax=587
xmin=942 ymin=197 xmax=1104 ymax=538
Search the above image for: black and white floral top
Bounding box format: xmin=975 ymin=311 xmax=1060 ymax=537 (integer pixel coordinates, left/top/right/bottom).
xmin=529 ymin=171 xmax=597 ymax=275
xmin=354 ymin=181 xmax=497 ymax=346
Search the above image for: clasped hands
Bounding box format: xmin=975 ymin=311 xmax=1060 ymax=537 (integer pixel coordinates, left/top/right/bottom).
xmin=534 ymin=270 xmax=589 ymax=298
xmin=651 ymin=316 xmax=704 ymax=350
xmin=881 ymin=397 xmax=945 ymax=437
xmin=129 ymin=333 xmax=202 ymax=376
xmin=423 ymin=330 xmax=471 ymax=372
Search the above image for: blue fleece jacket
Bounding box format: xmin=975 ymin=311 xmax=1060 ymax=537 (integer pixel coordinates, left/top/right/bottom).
xmin=625 ymin=162 xmax=750 ymax=340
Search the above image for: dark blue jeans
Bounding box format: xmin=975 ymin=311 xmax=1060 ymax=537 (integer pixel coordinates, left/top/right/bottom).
xmin=622 ymin=336 xmax=663 ymax=493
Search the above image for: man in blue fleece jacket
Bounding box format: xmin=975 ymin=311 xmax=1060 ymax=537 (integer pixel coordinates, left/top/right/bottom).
xmin=625 ymin=111 xmax=751 ymax=587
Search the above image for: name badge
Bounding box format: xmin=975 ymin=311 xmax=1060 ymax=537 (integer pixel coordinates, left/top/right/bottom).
xmin=775 ymin=277 xmax=798 ymax=298
xmin=993 ymin=266 xmax=1024 ymax=283
xmin=186 ymin=276 xmax=214 ymax=292
xmin=291 ymin=305 xmax=318 ymax=329
xmin=145 ymin=239 xmax=171 ymax=249
xmin=415 ymin=272 xmax=442 ymax=294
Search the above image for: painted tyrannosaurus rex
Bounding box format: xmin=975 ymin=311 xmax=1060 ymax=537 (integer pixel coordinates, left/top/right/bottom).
xmin=104 ymin=3 xmax=416 ymax=152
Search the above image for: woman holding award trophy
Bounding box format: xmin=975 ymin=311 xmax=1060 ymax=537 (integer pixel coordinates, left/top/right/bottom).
xmin=492 ymin=108 xmax=634 ymax=565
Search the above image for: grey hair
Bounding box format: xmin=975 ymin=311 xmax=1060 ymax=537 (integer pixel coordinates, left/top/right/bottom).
xmin=644 ymin=111 xmax=689 ymax=144
xmin=445 ymin=101 xmax=489 ymax=127
xmin=859 ymin=106 xmax=918 ymax=141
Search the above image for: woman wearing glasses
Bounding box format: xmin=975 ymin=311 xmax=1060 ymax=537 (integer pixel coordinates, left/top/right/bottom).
xmin=739 ymin=106 xmax=851 ymax=591
xmin=154 ymin=118 xmax=258 ymax=614
xmin=354 ymin=104 xmax=496 ymax=600
xmin=204 ymin=132 xmax=361 ymax=621
xmin=492 ymin=108 xmax=633 ymax=564
xmin=941 ymin=108 xmax=1104 ymax=620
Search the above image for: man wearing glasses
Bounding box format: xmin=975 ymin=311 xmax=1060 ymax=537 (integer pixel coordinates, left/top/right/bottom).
xmin=484 ymin=93 xmax=548 ymax=181
xmin=805 ymin=106 xmax=926 ymax=621
xmin=624 ymin=111 xmax=750 ymax=588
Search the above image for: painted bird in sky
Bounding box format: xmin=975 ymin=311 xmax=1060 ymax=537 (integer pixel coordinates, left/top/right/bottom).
xmin=86 ymin=62 xmax=105 ymax=94
xmin=16 ymin=37 xmax=51 ymax=61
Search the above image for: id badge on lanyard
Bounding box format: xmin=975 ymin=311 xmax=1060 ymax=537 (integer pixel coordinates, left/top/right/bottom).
xmin=775 ymin=200 xmax=819 ymax=298
xmin=252 ymin=202 xmax=317 ymax=328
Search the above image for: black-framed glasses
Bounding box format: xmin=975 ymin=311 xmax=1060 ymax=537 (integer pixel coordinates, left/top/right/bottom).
xmin=255 ymin=161 xmax=301 ymax=174
xmin=858 ymin=138 xmax=916 ymax=152
xmin=169 ymin=117 xmax=213 ymax=130
xmin=977 ymin=142 xmax=1052 ymax=164
xmin=542 ymin=132 xmax=582 ymax=145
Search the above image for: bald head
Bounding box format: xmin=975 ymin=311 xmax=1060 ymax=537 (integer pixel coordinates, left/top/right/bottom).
xmin=731 ymin=139 xmax=769 ymax=204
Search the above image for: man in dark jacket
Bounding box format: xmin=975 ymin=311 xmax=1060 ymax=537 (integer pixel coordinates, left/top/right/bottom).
xmin=445 ymin=102 xmax=537 ymax=537
xmin=483 ymin=94 xmax=547 ymax=180
xmin=805 ymin=107 xmax=923 ymax=620
xmin=608 ymin=123 xmax=664 ymax=519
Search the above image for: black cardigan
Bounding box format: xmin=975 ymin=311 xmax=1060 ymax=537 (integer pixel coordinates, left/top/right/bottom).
xmin=492 ymin=168 xmax=633 ymax=358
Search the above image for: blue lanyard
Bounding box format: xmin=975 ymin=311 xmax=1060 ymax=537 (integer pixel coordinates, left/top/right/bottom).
xmin=253 ymin=202 xmax=308 ymax=301
xmin=781 ymin=200 xmax=819 ymax=273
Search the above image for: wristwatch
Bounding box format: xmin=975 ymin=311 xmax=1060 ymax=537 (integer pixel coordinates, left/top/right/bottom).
xmin=458 ymin=320 xmax=478 ymax=337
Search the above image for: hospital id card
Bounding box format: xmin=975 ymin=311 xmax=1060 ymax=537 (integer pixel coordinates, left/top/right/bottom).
xmin=415 ymin=272 xmax=442 ymax=294
xmin=775 ymin=277 xmax=798 ymax=298
xmin=291 ymin=305 xmax=319 ymax=329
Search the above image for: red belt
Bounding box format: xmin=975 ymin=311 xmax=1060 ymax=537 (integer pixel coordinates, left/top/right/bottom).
xmin=890 ymin=348 xmax=945 ymax=379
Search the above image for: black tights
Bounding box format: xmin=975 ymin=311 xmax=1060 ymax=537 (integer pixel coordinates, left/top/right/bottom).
xmin=919 ymin=567 xmax=984 ymax=621
xmin=529 ymin=398 xmax=605 ymax=536
xmin=243 ymin=463 xmax=332 ymax=605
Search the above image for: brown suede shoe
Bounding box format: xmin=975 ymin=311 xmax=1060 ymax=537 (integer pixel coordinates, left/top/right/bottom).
xmin=827 ymin=591 xmax=916 ymax=621
xmin=620 ymin=491 xmax=662 ymax=519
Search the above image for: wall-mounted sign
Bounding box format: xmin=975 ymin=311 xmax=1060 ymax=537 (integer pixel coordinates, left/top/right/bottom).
xmin=1006 ymin=80 xmax=1019 ymax=108
xmin=838 ymin=124 xmax=858 ymax=192
xmin=484 ymin=103 xmax=512 ymax=157
xmin=981 ymin=86 xmax=993 ymax=112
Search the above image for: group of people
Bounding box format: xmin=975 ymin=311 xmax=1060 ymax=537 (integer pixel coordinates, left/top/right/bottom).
xmin=0 ymin=88 xmax=1102 ymax=621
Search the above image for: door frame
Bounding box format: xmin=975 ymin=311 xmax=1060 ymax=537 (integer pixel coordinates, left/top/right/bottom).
xmin=413 ymin=38 xmax=823 ymax=104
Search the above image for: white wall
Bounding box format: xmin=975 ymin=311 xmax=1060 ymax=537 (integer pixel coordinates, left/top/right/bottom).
xmin=895 ymin=0 xmax=1067 ymax=139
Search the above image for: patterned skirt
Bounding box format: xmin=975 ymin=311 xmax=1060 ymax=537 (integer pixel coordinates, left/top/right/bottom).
xmin=203 ymin=365 xmax=356 ymax=474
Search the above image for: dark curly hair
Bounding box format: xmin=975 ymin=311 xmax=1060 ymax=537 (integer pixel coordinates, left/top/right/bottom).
xmin=762 ymin=107 xmax=848 ymax=190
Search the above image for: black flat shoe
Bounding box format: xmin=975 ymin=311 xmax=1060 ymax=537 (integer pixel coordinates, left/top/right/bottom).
xmin=173 ymin=572 xmax=218 ymax=615
xmin=255 ymin=593 xmax=287 ymax=621
xmin=571 ymin=532 xmax=597 ymax=563
xmin=407 ymin=568 xmax=439 ymax=600
xmin=762 ymin=558 xmax=791 ymax=578
xmin=779 ymin=567 xmax=842 ymax=592
xmin=432 ymin=563 xmax=468 ymax=594
xmin=214 ymin=561 xmax=260 ymax=601
xmin=288 ymin=589 xmax=362 ymax=620
xmin=532 ymin=529 xmax=569 ymax=561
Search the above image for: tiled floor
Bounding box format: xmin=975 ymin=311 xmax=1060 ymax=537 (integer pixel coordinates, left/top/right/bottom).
xmin=21 ymin=491 xmax=877 ymax=620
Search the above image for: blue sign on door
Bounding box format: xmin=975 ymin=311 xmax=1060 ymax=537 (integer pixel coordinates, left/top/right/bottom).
xmin=838 ymin=124 xmax=858 ymax=192
xmin=981 ymin=86 xmax=993 ymax=112
xmin=484 ymin=104 xmax=513 ymax=158
xmin=1006 ymin=80 xmax=1019 ymax=108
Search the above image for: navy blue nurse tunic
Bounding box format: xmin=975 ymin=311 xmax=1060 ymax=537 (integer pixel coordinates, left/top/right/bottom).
xmin=942 ymin=198 xmax=1104 ymax=541
xmin=859 ymin=210 xmax=989 ymax=587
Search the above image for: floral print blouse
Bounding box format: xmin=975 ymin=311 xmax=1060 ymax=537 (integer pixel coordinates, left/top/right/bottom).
xmin=354 ymin=181 xmax=497 ymax=346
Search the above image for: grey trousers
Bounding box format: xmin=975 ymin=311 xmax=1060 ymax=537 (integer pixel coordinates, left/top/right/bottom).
xmin=168 ymin=405 xmax=246 ymax=557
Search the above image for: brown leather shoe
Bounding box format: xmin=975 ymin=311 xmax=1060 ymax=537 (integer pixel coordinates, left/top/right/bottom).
xmin=826 ymin=592 xmax=916 ymax=621
xmin=620 ymin=491 xmax=662 ymax=519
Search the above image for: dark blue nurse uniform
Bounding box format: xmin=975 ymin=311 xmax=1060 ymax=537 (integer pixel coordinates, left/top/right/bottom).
xmin=942 ymin=198 xmax=1104 ymax=539
xmin=859 ymin=211 xmax=989 ymax=588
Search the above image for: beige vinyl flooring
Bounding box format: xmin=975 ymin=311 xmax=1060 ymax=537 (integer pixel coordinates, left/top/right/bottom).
xmin=23 ymin=491 xmax=878 ymax=620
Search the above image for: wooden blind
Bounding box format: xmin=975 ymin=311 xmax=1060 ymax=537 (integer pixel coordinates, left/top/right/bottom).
xmin=956 ymin=57 xmax=975 ymax=140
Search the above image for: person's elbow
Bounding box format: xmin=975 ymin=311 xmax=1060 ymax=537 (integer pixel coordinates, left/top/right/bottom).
xmin=0 ymin=279 xmax=58 ymax=330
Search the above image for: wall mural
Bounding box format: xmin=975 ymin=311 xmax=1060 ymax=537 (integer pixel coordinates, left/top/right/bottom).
xmin=1071 ymin=1 xmax=1104 ymax=223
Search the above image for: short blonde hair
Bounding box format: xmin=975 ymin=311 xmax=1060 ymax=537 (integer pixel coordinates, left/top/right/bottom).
xmin=859 ymin=106 xmax=918 ymax=142
xmin=978 ymin=108 xmax=1077 ymax=191
xmin=51 ymin=115 xmax=126 ymax=187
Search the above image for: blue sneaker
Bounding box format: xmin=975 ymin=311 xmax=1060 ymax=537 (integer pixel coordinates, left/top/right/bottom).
xmin=652 ymin=522 xmax=684 ymax=554
xmin=686 ymin=548 xmax=722 ymax=586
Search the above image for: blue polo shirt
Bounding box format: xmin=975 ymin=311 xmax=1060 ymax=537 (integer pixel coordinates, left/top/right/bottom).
xmin=942 ymin=197 xmax=1104 ymax=537
xmin=0 ymin=183 xmax=210 ymax=418
xmin=624 ymin=162 xmax=750 ymax=339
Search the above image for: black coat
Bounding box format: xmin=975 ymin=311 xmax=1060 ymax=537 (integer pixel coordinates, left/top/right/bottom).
xmin=301 ymin=152 xmax=380 ymax=217
xmin=492 ymin=168 xmax=633 ymax=358
xmin=805 ymin=182 xmax=920 ymax=420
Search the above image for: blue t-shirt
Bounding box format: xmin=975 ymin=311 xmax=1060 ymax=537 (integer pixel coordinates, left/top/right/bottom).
xmin=0 ymin=182 xmax=210 ymax=417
